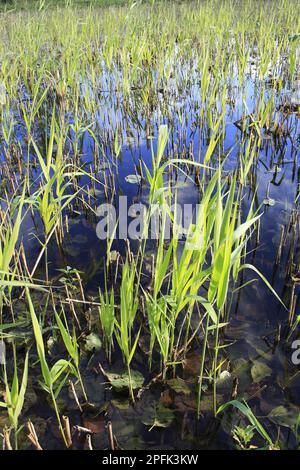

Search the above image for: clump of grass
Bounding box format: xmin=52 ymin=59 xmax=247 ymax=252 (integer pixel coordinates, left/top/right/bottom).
xmin=0 ymin=0 xmax=297 ymax=450
xmin=1 ymin=345 xmax=29 ymax=449
xmin=98 ymin=286 xmax=115 ymax=363
xmin=114 ymin=259 xmax=140 ymax=402
xmin=26 ymin=288 xmax=78 ymax=446
xmin=54 ymin=305 xmax=87 ymax=401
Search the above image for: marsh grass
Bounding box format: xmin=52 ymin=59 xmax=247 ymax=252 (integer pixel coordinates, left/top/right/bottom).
xmin=26 ymin=288 xmax=79 ymax=446
xmin=2 ymin=346 xmax=28 ymax=448
xmin=0 ymin=0 xmax=298 ymax=450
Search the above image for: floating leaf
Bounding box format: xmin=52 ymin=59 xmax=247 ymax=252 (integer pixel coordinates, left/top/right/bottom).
xmin=105 ymin=370 xmax=144 ymax=391
xmin=268 ymin=405 xmax=299 ymax=428
xmin=142 ymin=403 xmax=174 ymax=430
xmin=125 ymin=174 xmax=142 ymax=184
xmin=84 ymin=333 xmax=102 ymax=352
xmin=251 ymin=361 xmax=272 ymax=383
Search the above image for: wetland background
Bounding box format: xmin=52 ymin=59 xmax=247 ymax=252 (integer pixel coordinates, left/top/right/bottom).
xmin=0 ymin=0 xmax=300 ymax=451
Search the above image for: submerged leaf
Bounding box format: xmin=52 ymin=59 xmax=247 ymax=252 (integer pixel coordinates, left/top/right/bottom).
xmin=111 ymin=398 xmax=130 ymax=410
xmin=142 ymin=403 xmax=174 ymax=429
xmin=105 ymin=370 xmax=144 ymax=391
xmin=263 ymin=197 xmax=275 ymax=206
xmin=251 ymin=361 xmax=272 ymax=383
xmin=268 ymin=405 xmax=299 ymax=428
xmin=167 ymin=378 xmax=191 ymax=395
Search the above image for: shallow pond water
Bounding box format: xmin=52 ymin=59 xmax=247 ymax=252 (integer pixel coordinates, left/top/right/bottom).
xmin=8 ymin=78 xmax=298 ymax=450
xmin=0 ymin=2 xmax=300 ymax=450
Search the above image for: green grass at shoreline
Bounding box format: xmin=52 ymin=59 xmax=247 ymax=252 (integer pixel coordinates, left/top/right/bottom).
xmin=0 ymin=0 xmax=132 ymax=11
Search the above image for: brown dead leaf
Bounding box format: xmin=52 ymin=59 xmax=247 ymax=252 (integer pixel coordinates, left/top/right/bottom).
xmin=82 ymin=415 xmax=105 ymax=434
xmin=160 ymin=389 xmax=173 ymax=406
xmin=183 ymin=351 xmax=200 ymax=376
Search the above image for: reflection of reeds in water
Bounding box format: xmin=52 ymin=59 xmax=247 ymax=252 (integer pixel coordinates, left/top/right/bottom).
xmin=0 ymin=0 xmax=298 ymax=449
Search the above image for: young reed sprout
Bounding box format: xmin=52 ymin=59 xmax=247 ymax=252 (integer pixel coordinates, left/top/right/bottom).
xmin=1 ymin=346 xmax=29 ymax=449
xmin=98 ymin=287 xmax=115 ymax=363
xmin=114 ymin=259 xmax=140 ymax=402
xmin=26 ymin=288 xmax=78 ymax=447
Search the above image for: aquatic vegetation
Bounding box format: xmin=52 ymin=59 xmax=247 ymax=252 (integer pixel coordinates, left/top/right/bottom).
xmin=2 ymin=346 xmax=29 ymax=449
xmin=217 ymin=400 xmax=277 ymax=450
xmin=114 ymin=260 xmax=140 ymax=402
xmin=0 ymin=0 xmax=299 ymax=451
xmin=26 ymin=288 xmax=78 ymax=446
xmin=0 ymin=186 xmax=25 ymax=318
xmin=98 ymin=287 xmax=115 ymax=362
xmin=54 ymin=306 xmax=87 ymax=401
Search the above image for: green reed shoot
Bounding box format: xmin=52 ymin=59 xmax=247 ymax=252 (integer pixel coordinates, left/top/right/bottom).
xmin=0 ymin=185 xmax=26 ymax=320
xmin=114 ymin=260 xmax=140 ymax=402
xmin=98 ymin=287 xmax=115 ymax=363
xmin=26 ymin=288 xmax=78 ymax=446
xmin=2 ymin=346 xmax=29 ymax=449
xmin=54 ymin=307 xmax=87 ymax=401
